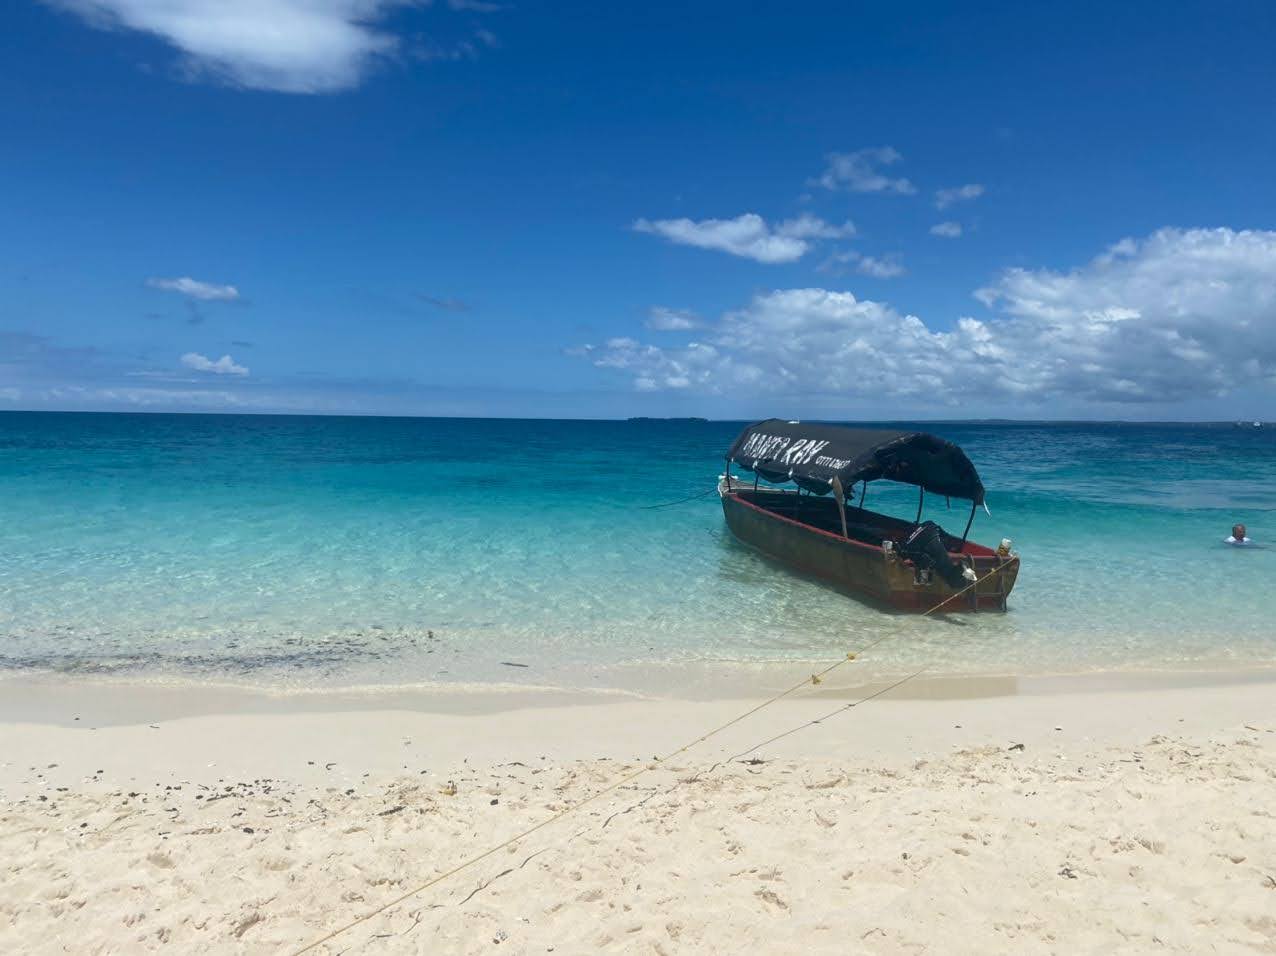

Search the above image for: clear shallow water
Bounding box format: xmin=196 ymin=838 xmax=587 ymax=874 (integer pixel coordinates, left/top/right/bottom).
xmin=1 ymin=412 xmax=1274 ymax=690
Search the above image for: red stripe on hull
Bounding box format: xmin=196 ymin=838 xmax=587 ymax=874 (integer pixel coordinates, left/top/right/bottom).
xmin=721 ymin=491 xmax=1018 ymax=613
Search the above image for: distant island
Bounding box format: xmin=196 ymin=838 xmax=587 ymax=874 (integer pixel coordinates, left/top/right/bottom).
xmin=626 ymin=416 xmax=709 ymax=422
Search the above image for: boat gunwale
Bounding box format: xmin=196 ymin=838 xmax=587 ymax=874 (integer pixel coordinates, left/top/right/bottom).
xmin=723 ymin=488 xmax=998 ymax=560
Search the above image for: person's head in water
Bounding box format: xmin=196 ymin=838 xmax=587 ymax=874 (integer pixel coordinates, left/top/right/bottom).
xmin=1233 ymin=523 xmax=1247 ymax=541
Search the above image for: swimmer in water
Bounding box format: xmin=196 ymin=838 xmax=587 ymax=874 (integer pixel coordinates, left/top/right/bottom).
xmin=1225 ymin=523 xmax=1253 ymax=546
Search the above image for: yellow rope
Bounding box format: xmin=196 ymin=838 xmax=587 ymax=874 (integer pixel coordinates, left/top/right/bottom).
xmin=293 ymin=556 xmax=1018 ymax=954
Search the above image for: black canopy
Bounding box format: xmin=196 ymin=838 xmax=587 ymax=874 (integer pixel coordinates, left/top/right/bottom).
xmin=726 ymin=419 xmax=986 ymax=504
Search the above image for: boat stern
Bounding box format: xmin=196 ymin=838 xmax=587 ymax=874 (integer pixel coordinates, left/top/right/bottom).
xmin=882 ymin=544 xmax=1020 ymax=612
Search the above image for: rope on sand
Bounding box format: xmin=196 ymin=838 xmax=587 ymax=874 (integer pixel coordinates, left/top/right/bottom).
xmin=293 ymin=557 xmax=1019 ymax=954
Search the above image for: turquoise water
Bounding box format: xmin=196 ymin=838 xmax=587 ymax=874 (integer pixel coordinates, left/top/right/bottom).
xmin=1 ymin=412 xmax=1274 ymax=690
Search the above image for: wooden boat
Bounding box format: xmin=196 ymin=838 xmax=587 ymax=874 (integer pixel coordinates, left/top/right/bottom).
xmin=719 ymin=419 xmax=1019 ymax=612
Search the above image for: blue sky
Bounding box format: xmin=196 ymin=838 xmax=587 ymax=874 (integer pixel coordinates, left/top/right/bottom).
xmin=3 ymin=0 xmax=1275 ymax=419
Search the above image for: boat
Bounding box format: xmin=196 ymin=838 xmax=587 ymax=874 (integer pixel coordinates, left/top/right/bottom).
xmin=718 ymin=419 xmax=1019 ymax=612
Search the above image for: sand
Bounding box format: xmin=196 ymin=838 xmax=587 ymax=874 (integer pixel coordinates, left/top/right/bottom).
xmin=2 ymin=672 xmax=1275 ymax=954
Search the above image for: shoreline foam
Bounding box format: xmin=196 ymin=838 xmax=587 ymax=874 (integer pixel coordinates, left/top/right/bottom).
xmin=3 ymin=660 xmax=1276 ymax=721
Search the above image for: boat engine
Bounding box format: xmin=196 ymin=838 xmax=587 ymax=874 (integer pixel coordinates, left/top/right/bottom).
xmin=901 ymin=521 xmax=973 ymax=589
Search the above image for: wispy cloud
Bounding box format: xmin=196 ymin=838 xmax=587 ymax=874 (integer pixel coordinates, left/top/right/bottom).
xmin=773 ymin=213 xmax=857 ymax=240
xmin=412 ymin=26 xmax=498 ymax=62
xmin=819 ymin=250 xmax=906 ymax=278
xmin=810 ymin=147 xmax=915 ymax=195
xmin=935 ymin=183 xmax=985 ymax=209
xmin=854 ymin=253 xmax=906 ymax=278
xmin=633 ymin=213 xmax=854 ymax=264
xmin=645 ymin=307 xmax=701 ymax=331
xmin=575 ymin=228 xmax=1276 ymax=407
xmin=419 ymin=295 xmax=471 ymax=312
xmin=0 ymin=330 xmax=102 ymax=368
xmin=148 ymin=276 xmax=240 ymax=301
xmin=181 ymin=352 xmax=249 ymax=376
xmin=930 ymin=221 xmax=963 ymax=238
xmin=43 ymin=0 xmax=495 ymax=93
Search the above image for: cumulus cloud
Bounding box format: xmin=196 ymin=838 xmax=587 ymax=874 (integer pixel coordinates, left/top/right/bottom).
xmin=633 ymin=213 xmax=854 ymax=264
xmin=646 ymin=307 xmax=702 ymax=331
xmin=575 ymin=228 xmax=1276 ymax=407
xmin=930 ymin=221 xmax=963 ymax=238
xmin=935 ymin=183 xmax=984 ymax=209
xmin=573 ymin=337 xmax=731 ymax=392
xmin=181 ymin=352 xmax=249 ymax=376
xmin=811 ymin=147 xmax=915 ymax=195
xmin=147 ymin=276 xmax=240 ymax=301
xmin=44 ymin=0 xmax=428 ymax=93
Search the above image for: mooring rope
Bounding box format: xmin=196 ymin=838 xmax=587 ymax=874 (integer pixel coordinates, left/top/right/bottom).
xmin=727 ymin=668 xmax=928 ymax=762
xmin=293 ymin=556 xmax=1018 ymax=954
xmin=636 ymin=486 xmax=718 ymax=509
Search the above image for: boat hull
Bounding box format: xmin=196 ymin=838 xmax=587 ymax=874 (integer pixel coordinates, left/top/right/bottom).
xmin=720 ymin=484 xmax=1018 ymax=612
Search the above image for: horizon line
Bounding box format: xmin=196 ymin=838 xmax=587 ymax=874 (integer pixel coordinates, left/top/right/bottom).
xmin=0 ymin=408 xmax=1268 ymax=427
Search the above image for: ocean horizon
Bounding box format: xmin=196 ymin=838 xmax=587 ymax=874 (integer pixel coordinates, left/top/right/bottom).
xmin=3 ymin=409 xmax=1269 ymax=424
xmin=2 ymin=410 xmax=1274 ymax=692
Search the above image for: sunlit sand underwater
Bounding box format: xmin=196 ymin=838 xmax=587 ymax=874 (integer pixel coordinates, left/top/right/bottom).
xmin=2 ymin=412 xmax=1274 ymax=691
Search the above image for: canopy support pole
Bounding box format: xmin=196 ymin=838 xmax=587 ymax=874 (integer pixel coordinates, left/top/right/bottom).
xmin=831 ymin=476 xmax=849 ymax=539
xmin=915 ymin=487 xmax=924 ymax=525
xmin=960 ymin=499 xmax=977 ymax=548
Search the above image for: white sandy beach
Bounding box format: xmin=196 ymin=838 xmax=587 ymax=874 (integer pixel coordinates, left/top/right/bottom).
xmin=2 ymin=672 xmax=1275 ymax=954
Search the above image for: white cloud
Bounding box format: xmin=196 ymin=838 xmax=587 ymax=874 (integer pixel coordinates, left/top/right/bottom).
xmin=819 ymin=250 xmax=906 ymax=279
xmin=44 ymin=0 xmax=424 ymax=93
xmin=0 ymin=388 xmax=21 ymax=401
xmin=633 ymin=213 xmax=853 ymax=264
xmin=181 ymin=352 xmax=249 ymax=376
xmin=774 ymin=214 xmax=856 ymax=240
xmin=575 ymin=338 xmax=729 ymax=392
xmin=646 ymin=307 xmax=702 ymax=331
xmin=930 ymin=221 xmax=963 ymax=238
xmin=148 ymin=276 xmax=240 ymax=301
xmin=576 ymin=228 xmax=1276 ymax=407
xmin=853 ymin=253 xmax=906 ymax=279
xmin=811 ymin=147 xmax=915 ymax=195
xmin=935 ymin=183 xmax=984 ymax=209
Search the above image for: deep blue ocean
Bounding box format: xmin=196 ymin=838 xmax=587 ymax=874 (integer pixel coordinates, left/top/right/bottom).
xmin=2 ymin=412 xmax=1274 ymax=691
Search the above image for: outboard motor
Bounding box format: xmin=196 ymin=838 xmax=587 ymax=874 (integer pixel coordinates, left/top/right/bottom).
xmin=902 ymin=521 xmax=971 ymax=589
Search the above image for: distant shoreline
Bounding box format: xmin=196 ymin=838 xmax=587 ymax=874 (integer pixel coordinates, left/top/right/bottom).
xmin=0 ymin=408 xmax=1267 ymax=426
